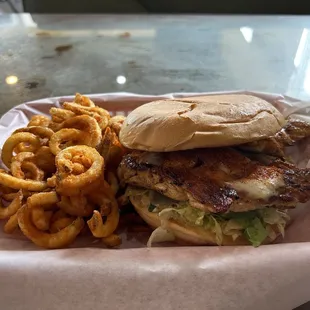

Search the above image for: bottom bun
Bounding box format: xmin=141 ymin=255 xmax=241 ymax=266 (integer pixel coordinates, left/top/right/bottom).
xmin=130 ymin=195 xmax=281 ymax=246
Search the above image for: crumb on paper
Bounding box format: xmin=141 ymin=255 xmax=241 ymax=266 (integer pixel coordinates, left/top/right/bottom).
xmin=119 ymin=32 xmax=131 ymax=38
xmin=55 ymin=44 xmax=73 ymax=54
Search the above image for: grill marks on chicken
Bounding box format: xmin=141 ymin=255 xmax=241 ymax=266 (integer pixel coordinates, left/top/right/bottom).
xmin=118 ymin=148 xmax=310 ymax=213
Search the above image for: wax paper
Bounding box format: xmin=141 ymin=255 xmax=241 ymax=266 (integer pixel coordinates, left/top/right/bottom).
xmin=0 ymin=91 xmax=309 ymax=310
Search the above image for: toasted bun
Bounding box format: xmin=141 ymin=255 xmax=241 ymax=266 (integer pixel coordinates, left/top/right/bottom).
xmin=120 ymin=94 xmax=286 ymax=152
xmin=130 ymin=195 xmax=280 ymax=246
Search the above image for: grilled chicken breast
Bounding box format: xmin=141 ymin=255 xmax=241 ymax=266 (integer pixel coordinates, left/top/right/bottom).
xmin=118 ymin=148 xmax=310 ymax=213
xmin=239 ymin=119 xmax=310 ymax=157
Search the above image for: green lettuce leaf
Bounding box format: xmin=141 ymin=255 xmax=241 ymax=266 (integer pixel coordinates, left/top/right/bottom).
xmin=129 ymin=188 xmax=290 ymax=247
xmin=244 ymin=218 xmax=268 ymax=247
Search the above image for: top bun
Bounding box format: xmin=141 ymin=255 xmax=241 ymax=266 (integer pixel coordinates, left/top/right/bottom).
xmin=119 ymin=94 xmax=286 ymax=152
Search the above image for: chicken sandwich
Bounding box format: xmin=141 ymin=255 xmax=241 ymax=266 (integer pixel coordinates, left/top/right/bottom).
xmin=118 ymin=94 xmax=310 ymax=246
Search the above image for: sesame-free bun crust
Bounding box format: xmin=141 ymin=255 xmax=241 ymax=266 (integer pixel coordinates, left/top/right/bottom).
xmin=130 ymin=195 xmax=279 ymax=246
xmin=120 ymin=94 xmax=286 ymax=152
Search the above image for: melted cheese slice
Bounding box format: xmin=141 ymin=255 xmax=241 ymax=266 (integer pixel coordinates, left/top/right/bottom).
xmin=226 ymin=173 xmax=285 ymax=201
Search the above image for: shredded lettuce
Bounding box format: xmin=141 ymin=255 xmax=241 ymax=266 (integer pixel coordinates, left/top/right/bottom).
xmin=128 ymin=187 xmax=290 ymax=247
xmin=244 ymin=218 xmax=268 ymax=247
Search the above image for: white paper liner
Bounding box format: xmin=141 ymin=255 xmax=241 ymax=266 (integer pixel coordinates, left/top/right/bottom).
xmin=0 ymin=91 xmax=310 ymax=310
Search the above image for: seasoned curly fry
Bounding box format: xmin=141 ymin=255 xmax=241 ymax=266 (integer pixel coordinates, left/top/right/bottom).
xmin=50 ymin=108 xmax=75 ymax=123
xmin=47 ymin=175 xmax=56 ymax=187
xmin=55 ymin=146 xmax=104 ymax=195
xmin=62 ymin=115 xmax=102 ymax=148
xmin=50 ymin=209 xmax=67 ymax=223
xmin=58 ymin=195 xmax=94 ymax=217
xmin=2 ymin=132 xmax=41 ymax=168
xmin=101 ymin=127 xmax=113 ymax=163
xmin=108 ymin=115 xmax=126 ymax=136
xmin=74 ymin=93 xmax=95 ymax=107
xmin=27 ymin=191 xmax=59 ymax=208
xmin=0 ymin=171 xmax=47 ymax=191
xmin=3 ymin=213 xmax=19 ymax=234
xmin=0 ymin=190 xmax=23 ymax=219
xmin=49 ymin=128 xmax=85 ymax=155
xmin=13 ymin=126 xmax=54 ymax=141
xmin=2 ymin=192 xmax=18 ymax=201
xmin=102 ymin=234 xmax=122 ymax=247
xmin=0 ymin=185 xmax=16 ymax=195
xmin=0 ymin=93 xmax=123 ymax=249
xmin=31 ymin=210 xmax=53 ymax=231
xmin=27 ymin=192 xmax=59 ymax=230
xmin=22 ymin=162 xmax=45 ymax=181
xmin=17 ymin=204 xmax=85 ymax=249
xmin=71 ymin=162 xmax=85 ymax=174
xmin=63 ymin=102 xmax=110 ymax=130
xmin=11 ymin=152 xmax=35 ymax=179
xmin=50 ymin=217 xmax=74 ymax=233
xmin=33 ymin=146 xmax=56 ymax=174
xmin=28 ymin=115 xmax=50 ymax=127
xmin=106 ymin=171 xmax=119 ymax=196
xmin=87 ymin=182 xmax=119 ymax=238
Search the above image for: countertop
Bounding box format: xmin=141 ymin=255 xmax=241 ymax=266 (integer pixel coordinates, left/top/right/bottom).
xmin=1 ymin=14 xmax=310 ymax=115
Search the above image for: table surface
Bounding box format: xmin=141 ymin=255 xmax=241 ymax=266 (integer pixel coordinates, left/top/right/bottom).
xmin=1 ymin=14 xmax=310 ymax=116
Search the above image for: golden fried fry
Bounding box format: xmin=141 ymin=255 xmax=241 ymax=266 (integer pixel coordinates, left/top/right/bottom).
xmin=62 ymin=115 xmax=102 ymax=148
xmin=55 ymin=146 xmax=104 ymax=196
xmin=87 ymin=182 xmax=119 ymax=238
xmin=74 ymin=93 xmax=95 ymax=107
xmin=49 ymin=107 xmax=75 ymax=123
xmin=48 ymin=121 xmax=64 ymax=132
xmin=22 ymin=161 xmax=45 ymax=181
xmin=47 ymin=175 xmax=56 ymax=187
xmin=33 ymin=146 xmax=56 ymax=174
xmin=2 ymin=132 xmax=41 ymax=168
xmin=3 ymin=213 xmax=19 ymax=234
xmin=102 ymin=234 xmax=122 ymax=247
xmin=0 ymin=184 xmax=16 ymax=195
xmin=17 ymin=204 xmax=85 ymax=249
xmin=31 ymin=210 xmax=53 ymax=231
xmin=0 ymin=190 xmax=23 ymax=219
xmin=50 ymin=217 xmax=74 ymax=233
xmin=28 ymin=115 xmax=50 ymax=127
xmin=2 ymin=192 xmax=18 ymax=201
xmin=49 ymin=128 xmax=84 ymax=155
xmin=26 ymin=192 xmax=58 ymax=231
xmin=14 ymin=126 xmax=54 ymax=141
xmin=108 ymin=115 xmax=126 ymax=136
xmin=0 ymin=171 xmax=47 ymax=191
xmin=58 ymin=195 xmax=94 ymax=217
xmin=27 ymin=191 xmax=59 ymax=208
xmin=63 ymin=102 xmax=110 ymax=130
xmin=106 ymin=171 xmax=119 ymax=196
xmin=101 ymin=127 xmax=113 ymax=163
xmin=11 ymin=152 xmax=35 ymax=179
xmin=50 ymin=209 xmax=67 ymax=223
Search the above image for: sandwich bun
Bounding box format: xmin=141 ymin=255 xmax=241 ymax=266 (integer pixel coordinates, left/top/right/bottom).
xmin=130 ymin=194 xmax=281 ymax=246
xmin=120 ymin=94 xmax=286 ymax=152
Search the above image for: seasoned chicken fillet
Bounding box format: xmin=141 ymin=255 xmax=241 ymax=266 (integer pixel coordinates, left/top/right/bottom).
xmin=118 ymin=148 xmax=310 ymax=213
xmin=239 ymin=119 xmax=310 ymax=157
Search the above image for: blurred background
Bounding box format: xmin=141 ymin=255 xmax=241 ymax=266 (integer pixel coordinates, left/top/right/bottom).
xmin=1 ymin=0 xmax=310 ymax=14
